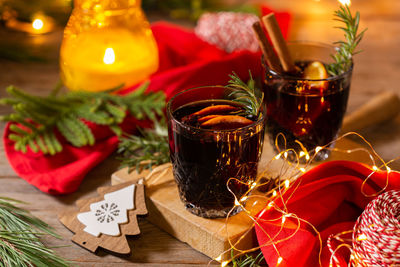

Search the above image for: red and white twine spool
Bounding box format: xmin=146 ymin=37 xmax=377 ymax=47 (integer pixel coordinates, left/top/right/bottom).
xmin=352 ymin=190 xmax=400 ymax=266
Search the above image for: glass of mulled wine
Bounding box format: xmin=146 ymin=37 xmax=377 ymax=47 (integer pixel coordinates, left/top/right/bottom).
xmin=262 ymin=42 xmax=353 ymax=161
xmin=167 ymin=86 xmax=266 ymax=218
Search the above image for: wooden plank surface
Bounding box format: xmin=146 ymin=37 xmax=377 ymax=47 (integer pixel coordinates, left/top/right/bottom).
xmin=0 ymin=0 xmax=399 ymax=265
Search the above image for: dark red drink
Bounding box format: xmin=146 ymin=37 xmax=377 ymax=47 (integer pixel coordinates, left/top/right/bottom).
xmin=167 ymin=87 xmax=266 ymax=218
xmin=262 ymin=42 xmax=353 ymax=161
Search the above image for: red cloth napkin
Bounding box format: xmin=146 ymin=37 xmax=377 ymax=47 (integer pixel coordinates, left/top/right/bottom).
xmin=255 ymin=160 xmax=400 ymax=267
xmin=3 ymin=9 xmax=291 ymax=194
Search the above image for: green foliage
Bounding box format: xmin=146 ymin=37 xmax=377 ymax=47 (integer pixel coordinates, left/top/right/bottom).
xmin=117 ymin=119 xmax=169 ymax=173
xmin=0 ymin=196 xmax=70 ymax=267
xmin=326 ymin=5 xmax=367 ymax=76
xmin=226 ymin=71 xmax=264 ymax=118
xmin=231 ymin=250 xmax=265 ymax=267
xmin=0 ymin=82 xmax=165 ymax=155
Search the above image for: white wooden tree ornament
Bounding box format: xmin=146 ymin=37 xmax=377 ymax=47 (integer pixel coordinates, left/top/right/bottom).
xmin=77 ymin=184 xmax=136 ymax=237
xmin=59 ymin=181 xmax=148 ymax=254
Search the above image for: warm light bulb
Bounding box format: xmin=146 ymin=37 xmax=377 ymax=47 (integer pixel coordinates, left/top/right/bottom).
xmin=32 ymin=19 xmax=44 ymax=30
xmin=338 ymin=0 xmax=351 ymax=6
xmin=103 ymin=48 xmax=115 ymax=65
xmin=284 ymin=180 xmax=290 ymax=189
xmin=221 ymin=260 xmax=229 ymax=267
xmin=357 ymin=234 xmax=367 ymax=241
xmin=250 ymin=182 xmax=257 ymax=189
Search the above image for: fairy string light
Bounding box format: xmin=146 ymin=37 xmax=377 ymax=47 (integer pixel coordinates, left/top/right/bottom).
xmin=133 ymin=131 xmax=399 ymax=266
xmin=207 ymin=131 xmax=400 ymax=267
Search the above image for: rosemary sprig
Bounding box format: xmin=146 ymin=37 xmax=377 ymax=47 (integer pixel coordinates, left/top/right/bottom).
xmin=117 ymin=119 xmax=169 ymax=173
xmin=116 ymin=72 xmax=265 ymax=173
xmin=226 ymin=71 xmax=264 ymax=118
xmin=326 ymin=5 xmax=367 ymax=76
xmin=0 ymin=82 xmax=165 ymax=155
xmin=0 ymin=196 xmax=70 ymax=267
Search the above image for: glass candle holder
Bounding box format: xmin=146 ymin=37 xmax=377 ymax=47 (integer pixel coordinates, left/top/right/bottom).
xmin=60 ymin=0 xmax=158 ymax=92
xmin=262 ymin=41 xmax=353 ymax=161
xmin=167 ymin=86 xmax=266 ymax=218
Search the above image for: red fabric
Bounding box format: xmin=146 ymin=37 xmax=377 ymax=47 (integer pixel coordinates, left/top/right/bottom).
xmin=255 ymin=160 xmax=400 ymax=267
xmin=3 ymin=12 xmax=291 ymax=194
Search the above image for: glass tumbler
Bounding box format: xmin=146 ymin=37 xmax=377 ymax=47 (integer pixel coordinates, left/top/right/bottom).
xmin=167 ymin=86 xmax=266 ymax=218
xmin=262 ymin=41 xmax=353 ymax=161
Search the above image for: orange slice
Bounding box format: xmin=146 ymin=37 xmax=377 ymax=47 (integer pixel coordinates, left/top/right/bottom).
xmin=192 ymin=104 xmax=239 ymax=117
xmin=201 ymin=115 xmax=253 ymax=130
xmin=303 ymin=61 xmax=328 ymax=90
xmin=197 ymin=114 xmax=220 ymax=123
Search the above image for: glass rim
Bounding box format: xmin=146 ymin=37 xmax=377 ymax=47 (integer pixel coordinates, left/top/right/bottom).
xmin=167 ymin=85 xmax=267 ymax=133
xmin=263 ymin=40 xmax=354 ymax=82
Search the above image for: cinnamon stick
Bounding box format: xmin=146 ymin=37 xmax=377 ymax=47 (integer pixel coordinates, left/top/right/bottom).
xmin=262 ymin=14 xmax=295 ymax=72
xmin=252 ymin=21 xmax=282 ymax=73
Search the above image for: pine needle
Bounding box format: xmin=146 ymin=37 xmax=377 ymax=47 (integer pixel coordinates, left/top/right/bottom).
xmin=225 ymin=71 xmax=264 ymax=118
xmin=0 ymin=82 xmax=165 ymax=155
xmin=0 ymin=197 xmax=70 ymax=267
xmin=326 ymin=5 xmax=367 ymax=76
xmin=231 ymin=249 xmax=265 ymax=267
xmin=117 ymin=118 xmax=169 ymax=173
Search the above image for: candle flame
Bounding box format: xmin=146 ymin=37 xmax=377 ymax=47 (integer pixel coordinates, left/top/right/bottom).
xmin=338 ymin=0 xmax=351 ymax=6
xmin=32 ymin=19 xmax=44 ymax=30
xmin=103 ymin=48 xmax=115 ymax=65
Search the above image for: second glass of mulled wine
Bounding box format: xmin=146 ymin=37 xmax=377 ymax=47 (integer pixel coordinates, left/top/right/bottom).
xmin=167 ymin=86 xmax=266 ymax=218
xmin=262 ymin=42 xmax=353 ymax=161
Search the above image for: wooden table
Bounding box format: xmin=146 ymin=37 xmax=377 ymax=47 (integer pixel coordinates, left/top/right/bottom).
xmin=0 ymin=0 xmax=399 ymax=265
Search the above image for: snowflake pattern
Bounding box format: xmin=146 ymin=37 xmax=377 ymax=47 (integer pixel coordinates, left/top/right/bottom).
xmin=95 ymin=203 xmax=120 ymax=223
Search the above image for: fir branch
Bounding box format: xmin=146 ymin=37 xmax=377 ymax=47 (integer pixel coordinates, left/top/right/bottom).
xmin=117 ymin=119 xmax=169 ymax=173
xmin=231 ymin=250 xmax=265 ymax=267
xmin=0 ymin=82 xmax=165 ymax=155
xmin=0 ymin=197 xmax=70 ymax=267
xmin=326 ymin=5 xmax=367 ymax=76
xmin=225 ymin=71 xmax=264 ymax=118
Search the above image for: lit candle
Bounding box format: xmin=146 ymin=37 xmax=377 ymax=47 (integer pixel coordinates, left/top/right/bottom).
xmin=5 ymin=13 xmax=54 ymax=34
xmin=60 ymin=28 xmax=158 ymax=92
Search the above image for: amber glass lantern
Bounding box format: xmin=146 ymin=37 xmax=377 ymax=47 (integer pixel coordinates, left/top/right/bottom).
xmin=60 ymin=0 xmax=159 ymax=92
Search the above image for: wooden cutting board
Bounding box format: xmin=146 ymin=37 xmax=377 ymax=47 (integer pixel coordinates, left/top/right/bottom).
xmin=111 ymin=136 xmax=373 ymax=262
